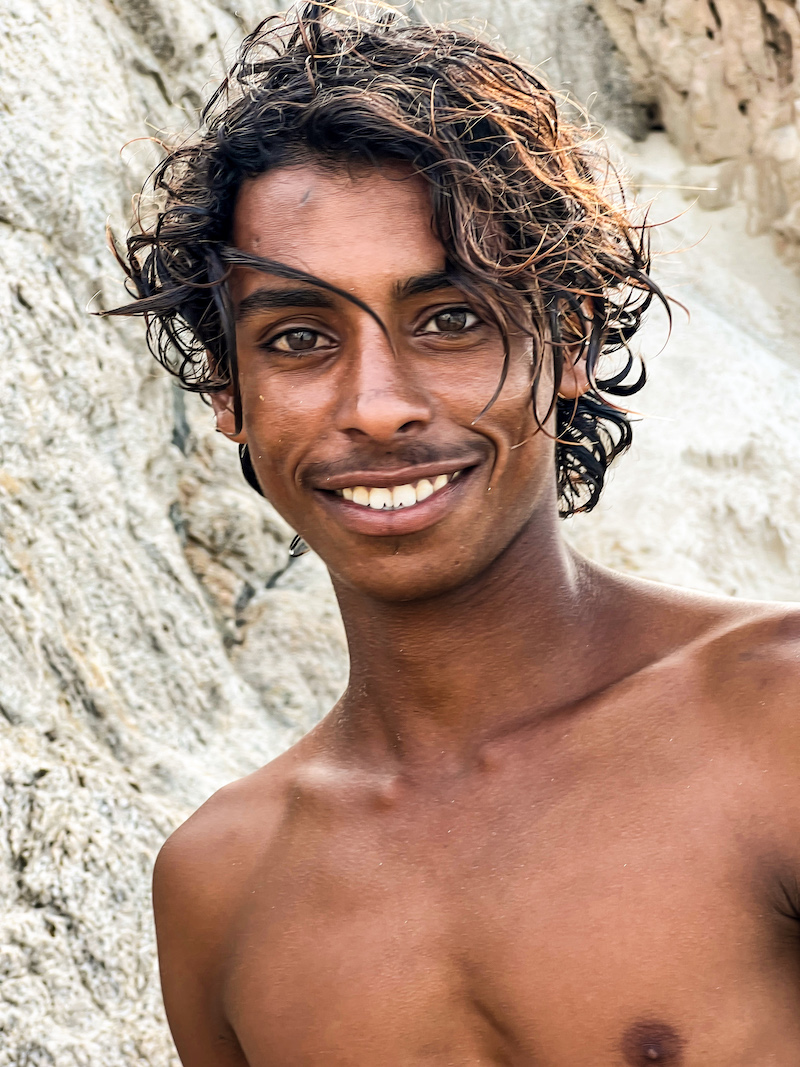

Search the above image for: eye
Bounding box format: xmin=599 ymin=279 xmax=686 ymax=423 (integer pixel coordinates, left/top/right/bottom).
xmin=420 ymin=307 xmax=480 ymax=334
xmin=266 ymin=328 xmax=332 ymax=354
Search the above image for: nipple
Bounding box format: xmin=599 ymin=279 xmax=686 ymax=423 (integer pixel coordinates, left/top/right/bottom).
xmin=621 ymin=1021 xmax=685 ymax=1066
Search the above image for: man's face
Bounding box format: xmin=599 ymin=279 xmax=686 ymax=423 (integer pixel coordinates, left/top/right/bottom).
xmin=225 ymin=161 xmax=559 ymax=601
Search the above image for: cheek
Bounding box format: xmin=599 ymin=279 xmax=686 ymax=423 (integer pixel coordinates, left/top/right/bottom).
xmin=481 ymin=361 xmax=556 ymax=503
xmin=423 ymin=342 xmax=534 ymax=427
xmin=481 ymin=352 xmax=543 ymax=453
xmin=238 ymin=373 xmax=325 ymax=502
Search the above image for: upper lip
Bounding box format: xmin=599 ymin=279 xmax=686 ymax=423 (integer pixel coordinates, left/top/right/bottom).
xmin=310 ymin=458 xmax=484 ymax=492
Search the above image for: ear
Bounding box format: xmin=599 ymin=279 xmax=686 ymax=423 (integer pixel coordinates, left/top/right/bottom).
xmin=557 ymin=345 xmax=591 ymax=400
xmin=210 ymin=389 xmax=247 ymax=443
xmin=556 ymin=299 xmax=593 ymax=401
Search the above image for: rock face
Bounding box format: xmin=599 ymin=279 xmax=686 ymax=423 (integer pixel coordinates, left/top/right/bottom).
xmin=426 ymin=0 xmax=653 ymax=137
xmin=563 ymin=130 xmax=800 ymax=601
xmin=592 ymin=0 xmax=800 ymax=248
xmin=0 ymin=1 xmax=344 ymax=1062
xmin=430 ymin=0 xmax=800 ymax=599
xmin=442 ymin=0 xmax=800 ymax=248
xmin=0 ymin=0 xmax=798 ymax=1063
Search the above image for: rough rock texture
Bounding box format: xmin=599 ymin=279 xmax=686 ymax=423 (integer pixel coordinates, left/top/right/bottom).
xmin=444 ymin=0 xmax=800 ymax=250
xmin=564 ymin=130 xmax=800 ymax=601
xmin=592 ymin=0 xmax=800 ymax=248
xmin=424 ymin=0 xmax=800 ymax=599
xmin=425 ymin=0 xmax=652 ymax=136
xmin=0 ymin=1 xmax=345 ymax=1062
xmin=1 ymin=0 xmax=799 ymax=1063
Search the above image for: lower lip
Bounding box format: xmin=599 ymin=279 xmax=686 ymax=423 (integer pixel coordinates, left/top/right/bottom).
xmin=314 ymin=469 xmax=477 ymax=536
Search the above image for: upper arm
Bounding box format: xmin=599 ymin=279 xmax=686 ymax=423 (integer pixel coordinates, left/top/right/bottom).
xmin=153 ymin=811 xmax=250 ymax=1067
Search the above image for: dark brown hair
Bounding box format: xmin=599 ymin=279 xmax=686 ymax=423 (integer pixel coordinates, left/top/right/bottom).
xmin=106 ymin=2 xmax=665 ymax=516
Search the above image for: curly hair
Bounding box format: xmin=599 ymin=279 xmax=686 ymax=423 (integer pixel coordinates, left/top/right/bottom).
xmin=106 ymin=1 xmax=665 ymax=516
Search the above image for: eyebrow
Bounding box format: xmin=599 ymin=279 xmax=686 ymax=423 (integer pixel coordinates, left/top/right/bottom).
xmin=235 ymin=287 xmax=337 ymax=322
xmin=393 ymin=270 xmax=458 ymax=301
xmin=235 ymin=270 xmax=460 ymax=323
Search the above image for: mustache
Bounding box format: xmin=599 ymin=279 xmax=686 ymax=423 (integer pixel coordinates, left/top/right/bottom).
xmin=301 ymin=440 xmax=490 ymax=484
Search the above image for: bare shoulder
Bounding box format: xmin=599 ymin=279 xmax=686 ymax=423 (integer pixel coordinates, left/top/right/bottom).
xmin=679 ymin=594 xmax=800 ymax=761
xmin=152 ymin=743 xmax=308 ymax=1065
xmin=154 ymin=744 xmax=302 ymax=927
xmin=611 ymin=565 xmax=800 ymax=690
xmin=610 ymin=568 xmax=800 ymax=731
xmin=692 ymin=596 xmax=800 ymax=703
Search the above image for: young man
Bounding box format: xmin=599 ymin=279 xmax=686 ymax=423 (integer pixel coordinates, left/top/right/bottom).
xmin=110 ymin=5 xmax=800 ymax=1064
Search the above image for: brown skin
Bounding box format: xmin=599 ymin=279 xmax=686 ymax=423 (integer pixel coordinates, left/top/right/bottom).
xmin=154 ymin=163 xmax=800 ymax=1066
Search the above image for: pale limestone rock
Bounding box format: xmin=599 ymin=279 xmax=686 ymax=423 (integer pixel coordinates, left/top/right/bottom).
xmin=565 ymin=131 xmax=800 ymax=601
xmin=423 ymin=0 xmax=651 ymax=136
xmin=232 ymin=554 xmax=349 ymax=737
xmin=0 ymin=1 xmax=305 ymax=1062
xmin=592 ymin=0 xmax=800 ymax=246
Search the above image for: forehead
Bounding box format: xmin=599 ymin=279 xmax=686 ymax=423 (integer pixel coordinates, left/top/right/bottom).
xmin=231 ymin=161 xmax=445 ymax=298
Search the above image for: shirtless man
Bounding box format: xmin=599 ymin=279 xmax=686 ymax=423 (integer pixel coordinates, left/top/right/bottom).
xmin=110 ymin=4 xmax=800 ymax=1064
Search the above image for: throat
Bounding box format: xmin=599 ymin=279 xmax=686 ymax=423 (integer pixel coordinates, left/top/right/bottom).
xmin=332 ymin=541 xmax=616 ymax=764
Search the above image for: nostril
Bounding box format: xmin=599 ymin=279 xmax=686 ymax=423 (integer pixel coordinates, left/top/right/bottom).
xmin=339 ymin=387 xmax=431 ymax=440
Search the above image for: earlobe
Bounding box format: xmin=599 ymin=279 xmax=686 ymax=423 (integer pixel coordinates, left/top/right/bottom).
xmin=210 ymin=390 xmax=247 ymax=442
xmin=553 ymin=297 xmax=594 ymax=401
xmin=557 ymin=353 xmax=591 ymax=400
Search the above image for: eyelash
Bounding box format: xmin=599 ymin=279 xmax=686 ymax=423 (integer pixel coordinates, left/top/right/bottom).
xmin=419 ymin=306 xmax=481 ymax=334
xmin=262 ymin=329 xmax=334 ymax=354
xmin=261 ymin=305 xmax=482 ymax=355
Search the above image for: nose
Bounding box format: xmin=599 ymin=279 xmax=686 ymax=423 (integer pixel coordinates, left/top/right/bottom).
xmin=334 ymin=325 xmax=432 ymax=442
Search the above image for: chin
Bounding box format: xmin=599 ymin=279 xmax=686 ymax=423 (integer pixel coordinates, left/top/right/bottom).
xmin=328 ymin=546 xmax=502 ymax=605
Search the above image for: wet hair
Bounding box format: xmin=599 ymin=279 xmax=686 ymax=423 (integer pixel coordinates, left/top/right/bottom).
xmin=106 ymin=1 xmax=665 ymax=516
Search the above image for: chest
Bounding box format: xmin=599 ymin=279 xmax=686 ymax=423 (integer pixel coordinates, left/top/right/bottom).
xmin=224 ymin=755 xmax=800 ymax=1065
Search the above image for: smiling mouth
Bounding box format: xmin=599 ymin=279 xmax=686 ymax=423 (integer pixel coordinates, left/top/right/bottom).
xmin=331 ymin=470 xmax=466 ymax=511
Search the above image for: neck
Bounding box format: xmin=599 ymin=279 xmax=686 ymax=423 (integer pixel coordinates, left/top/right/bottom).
xmin=329 ymin=513 xmax=630 ymax=769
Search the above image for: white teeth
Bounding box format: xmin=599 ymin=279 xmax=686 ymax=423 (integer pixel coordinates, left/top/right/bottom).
xmin=340 ymin=471 xmax=463 ymax=510
xmin=368 ymin=487 xmax=393 ymax=510
xmin=392 ymin=484 xmax=417 ymax=509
